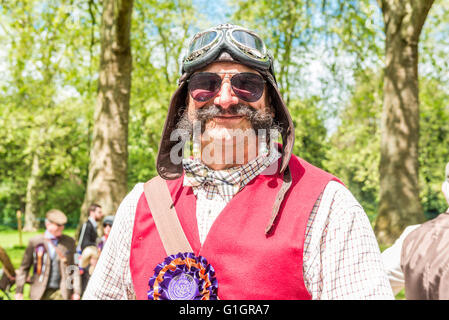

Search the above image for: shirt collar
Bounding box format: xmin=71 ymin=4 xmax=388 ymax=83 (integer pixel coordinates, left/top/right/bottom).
xmin=44 ymin=230 xmax=59 ymax=241
xmin=182 ymin=148 xmax=281 ymax=201
xmin=88 ymin=216 xmax=97 ymax=229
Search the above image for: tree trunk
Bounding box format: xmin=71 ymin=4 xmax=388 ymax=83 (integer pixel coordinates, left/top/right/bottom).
xmin=23 ymin=152 xmax=40 ymax=232
xmin=80 ymin=0 xmax=134 ymax=229
xmin=375 ymin=0 xmax=434 ymax=245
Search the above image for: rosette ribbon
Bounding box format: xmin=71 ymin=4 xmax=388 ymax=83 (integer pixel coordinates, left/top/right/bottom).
xmin=147 ymin=252 xmax=218 ymax=300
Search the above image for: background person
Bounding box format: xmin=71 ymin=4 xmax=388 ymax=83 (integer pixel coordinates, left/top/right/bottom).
xmin=15 ymin=209 xmax=81 ymax=300
xmin=382 ymin=161 xmax=449 ymax=299
xmin=79 ymin=246 xmax=99 ymax=296
xmin=0 ymin=246 xmax=16 ymax=299
xmin=78 ymin=204 xmax=103 ymax=252
xmin=97 ymin=215 xmax=114 ymax=252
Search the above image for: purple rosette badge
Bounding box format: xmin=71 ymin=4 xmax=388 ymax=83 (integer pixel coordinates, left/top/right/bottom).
xmin=147 ymin=252 xmax=218 ymax=300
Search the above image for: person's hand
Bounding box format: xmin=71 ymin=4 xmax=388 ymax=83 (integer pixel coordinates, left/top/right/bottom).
xmin=72 ymin=293 xmax=81 ymax=300
xmin=15 ymin=293 xmax=23 ymax=300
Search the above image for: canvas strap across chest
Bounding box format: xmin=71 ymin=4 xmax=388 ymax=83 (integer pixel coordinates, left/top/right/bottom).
xmin=130 ymin=156 xmax=337 ymax=299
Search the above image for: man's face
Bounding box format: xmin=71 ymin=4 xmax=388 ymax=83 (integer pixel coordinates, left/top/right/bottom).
xmin=45 ymin=221 xmax=64 ymax=238
xmin=186 ymin=62 xmax=271 ymax=134
xmin=92 ymin=207 xmax=103 ymax=221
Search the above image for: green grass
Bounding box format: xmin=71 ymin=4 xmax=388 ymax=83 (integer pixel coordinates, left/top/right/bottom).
xmin=395 ymin=289 xmax=405 ymax=300
xmin=0 ymin=228 xmax=76 ymax=300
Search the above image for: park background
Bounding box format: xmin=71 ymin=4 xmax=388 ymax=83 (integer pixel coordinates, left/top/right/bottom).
xmin=1 ymin=0 xmax=448 ymax=299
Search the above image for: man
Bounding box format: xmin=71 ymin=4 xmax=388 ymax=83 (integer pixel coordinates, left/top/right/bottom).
xmin=15 ymin=209 xmax=81 ymax=300
xmin=78 ymin=204 xmax=103 ymax=251
xmin=84 ymin=24 xmax=393 ymax=300
xmin=382 ymin=162 xmax=449 ymax=299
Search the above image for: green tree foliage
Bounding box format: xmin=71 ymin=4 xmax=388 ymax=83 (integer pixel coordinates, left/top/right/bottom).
xmin=418 ymin=78 xmax=449 ymax=219
xmin=418 ymin=0 xmax=449 ymax=220
xmin=324 ymin=69 xmax=383 ymax=222
xmin=0 ymin=0 xmax=98 ymax=227
xmin=289 ymin=97 xmax=329 ymax=169
xmin=325 ymin=69 xmax=449 ymax=225
xmin=127 ymin=0 xmax=196 ymax=187
xmin=0 ymin=0 xmax=198 ymax=226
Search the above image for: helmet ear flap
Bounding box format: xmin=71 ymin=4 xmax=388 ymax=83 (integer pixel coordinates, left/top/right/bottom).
xmin=263 ymin=74 xmax=295 ymax=174
xmin=156 ymin=81 xmax=189 ymax=180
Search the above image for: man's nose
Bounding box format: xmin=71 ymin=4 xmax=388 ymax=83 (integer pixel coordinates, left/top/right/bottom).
xmin=214 ymin=81 xmax=239 ymax=109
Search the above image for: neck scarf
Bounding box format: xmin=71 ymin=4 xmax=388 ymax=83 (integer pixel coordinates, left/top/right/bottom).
xmin=182 ymin=149 xmax=281 ymax=202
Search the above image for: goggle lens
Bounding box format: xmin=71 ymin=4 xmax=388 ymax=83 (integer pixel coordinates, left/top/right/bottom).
xmin=188 ymin=72 xmax=265 ymax=103
xmin=188 ymin=31 xmax=218 ymax=55
xmin=231 ymin=30 xmax=265 ymax=53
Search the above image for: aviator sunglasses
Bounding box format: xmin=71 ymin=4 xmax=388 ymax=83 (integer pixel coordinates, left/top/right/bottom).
xmin=187 ymin=72 xmax=266 ymax=102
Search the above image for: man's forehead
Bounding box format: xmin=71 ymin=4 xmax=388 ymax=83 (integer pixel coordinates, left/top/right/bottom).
xmin=198 ymin=62 xmax=260 ymax=75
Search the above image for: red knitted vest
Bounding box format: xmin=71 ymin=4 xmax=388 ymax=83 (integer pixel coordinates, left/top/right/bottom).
xmin=130 ymin=155 xmax=339 ymax=299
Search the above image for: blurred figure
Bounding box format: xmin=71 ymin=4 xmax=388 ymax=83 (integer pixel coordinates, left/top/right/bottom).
xmin=79 ymin=246 xmax=99 ymax=296
xmin=15 ymin=209 xmax=81 ymax=300
xmin=382 ymin=162 xmax=449 ymax=299
xmin=0 ymin=246 xmax=16 ymax=300
xmin=78 ymin=204 xmax=103 ymax=252
xmin=97 ymin=215 xmax=114 ymax=252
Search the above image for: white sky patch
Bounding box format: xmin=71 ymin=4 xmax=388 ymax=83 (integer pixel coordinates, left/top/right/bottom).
xmin=0 ymin=20 xmax=12 ymax=88
xmin=54 ymin=85 xmax=81 ymax=104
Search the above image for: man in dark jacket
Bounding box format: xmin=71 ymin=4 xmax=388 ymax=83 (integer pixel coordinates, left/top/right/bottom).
xmin=78 ymin=204 xmax=103 ymax=251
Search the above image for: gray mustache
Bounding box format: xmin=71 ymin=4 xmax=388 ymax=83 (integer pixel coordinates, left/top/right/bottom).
xmin=195 ymin=104 xmax=258 ymax=121
xmin=175 ymin=103 xmax=280 ymax=137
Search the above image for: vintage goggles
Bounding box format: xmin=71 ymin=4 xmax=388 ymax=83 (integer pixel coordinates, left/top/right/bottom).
xmin=182 ymin=24 xmax=272 ymax=74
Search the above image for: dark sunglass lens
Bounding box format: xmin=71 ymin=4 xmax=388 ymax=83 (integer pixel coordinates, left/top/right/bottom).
xmin=231 ymin=73 xmax=264 ymax=102
xmin=188 ymin=73 xmax=222 ymax=102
